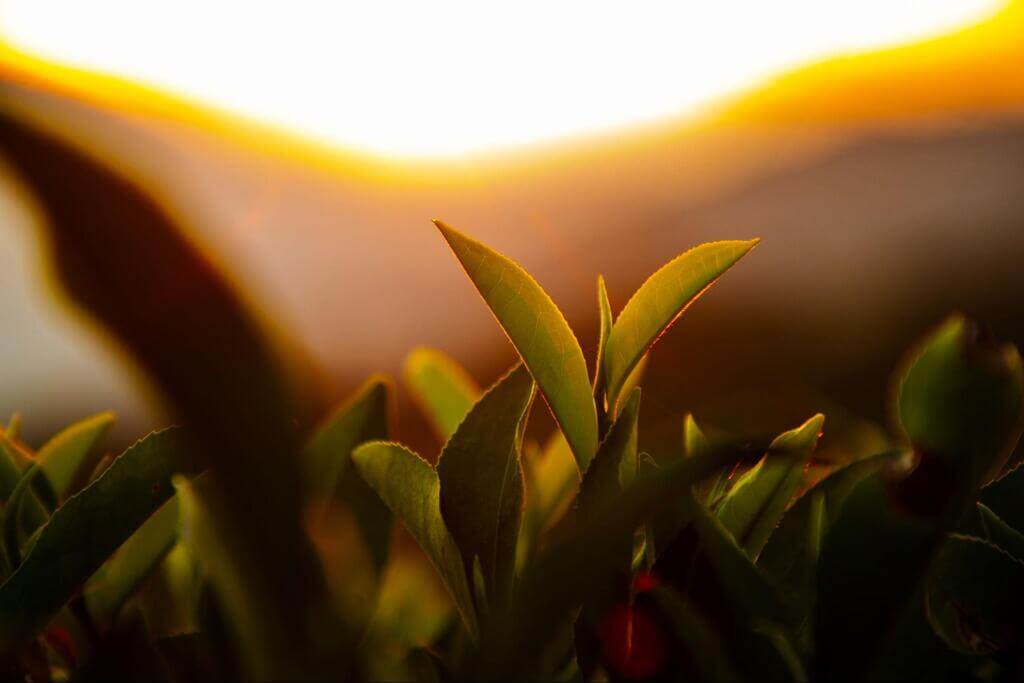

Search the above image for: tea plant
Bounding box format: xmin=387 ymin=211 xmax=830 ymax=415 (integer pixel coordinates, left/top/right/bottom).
xmin=0 ymin=109 xmax=1021 ymax=681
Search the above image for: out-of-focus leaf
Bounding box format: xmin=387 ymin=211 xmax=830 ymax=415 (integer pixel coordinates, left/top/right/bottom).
xmin=2 ymin=464 xmax=42 ymax=569
xmin=36 ymin=411 xmax=115 ymax=499
xmin=649 ymin=586 xmax=740 ymax=682
xmin=0 ymin=105 xmax=334 ymax=674
xmin=716 ymin=414 xmax=825 ymax=559
xmin=603 ymin=239 xmax=759 ymax=408
xmin=574 ymin=389 xmax=640 ymax=678
xmin=759 ymin=450 xmax=901 ymax=638
xmin=615 ymin=354 xmax=649 ymax=421
xmin=979 ymin=461 xmax=1024 ymax=531
xmin=897 ymin=314 xmax=1023 ymax=487
xmin=84 ymin=495 xmax=180 ymax=626
xmin=685 ymin=413 xmax=729 ymax=506
xmin=404 ymin=348 xmax=480 ymax=443
xmin=519 ymin=432 xmax=579 ymax=568
xmin=435 ymin=220 xmax=598 ymax=471
xmin=306 ymin=376 xmax=393 ymax=575
xmin=469 ymin=440 xmax=750 ymax=679
xmin=814 ymin=471 xmax=949 ymax=682
xmin=0 ymin=429 xmax=190 ymax=658
xmin=960 ymin=502 xmax=1024 ymax=561
xmin=437 ymin=364 xmax=534 ymax=607
xmin=926 ymin=534 xmax=1024 ymax=655
xmin=352 ymin=441 xmax=478 ymax=637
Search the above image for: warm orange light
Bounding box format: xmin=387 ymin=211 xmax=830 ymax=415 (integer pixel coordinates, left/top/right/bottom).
xmin=0 ymin=1 xmax=1005 ymax=159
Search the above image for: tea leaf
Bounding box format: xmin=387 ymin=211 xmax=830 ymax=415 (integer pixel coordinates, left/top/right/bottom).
xmin=716 ymin=414 xmax=825 ymax=559
xmin=961 ymin=502 xmax=1024 ymax=561
xmin=897 ymin=314 xmax=1024 ymax=487
xmin=0 ymin=107 xmax=333 ymax=666
xmin=437 ymin=363 xmax=535 ymax=606
xmin=979 ymin=460 xmax=1024 ymax=531
xmin=685 ymin=413 xmax=729 ymax=506
xmin=435 ymin=220 xmax=598 ymax=471
xmin=650 ymin=586 xmax=740 ymax=682
xmin=603 ymin=239 xmax=759 ymax=407
xmin=0 ymin=428 xmax=190 ymax=657
xmin=471 ymin=438 xmax=750 ymax=678
xmin=578 ymin=388 xmax=641 ymax=521
xmin=926 ymin=534 xmax=1024 ymax=655
xmin=84 ymin=495 xmax=181 ymax=626
xmin=759 ymin=449 xmax=902 ymax=635
xmin=404 ymin=347 xmax=480 ymax=443
xmin=2 ymin=464 xmax=43 ymax=569
xmin=36 ymin=411 xmax=115 ymax=500
xmin=352 ymin=441 xmax=478 ymax=637
xmin=306 ymin=377 xmax=393 ymax=575
xmin=593 ymin=276 xmax=613 ymax=419
xmin=519 ymin=432 xmax=579 ymax=567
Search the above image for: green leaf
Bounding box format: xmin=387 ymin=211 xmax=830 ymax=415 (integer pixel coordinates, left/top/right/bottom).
xmin=3 ymin=464 xmax=43 ymax=569
xmin=897 ymin=314 xmax=1024 ymax=487
xmin=437 ymin=363 xmax=535 ymax=606
xmin=979 ymin=460 xmax=1024 ymax=531
xmin=0 ymin=106 xmax=333 ymax=667
xmin=649 ymin=586 xmax=741 ymax=682
xmin=685 ymin=413 xmax=728 ymax=506
xmin=352 ymin=441 xmax=478 ymax=638
xmin=36 ymin=411 xmax=115 ymax=499
xmin=435 ymin=220 xmax=598 ymax=471
xmin=469 ymin=436 xmax=751 ymax=678
xmin=926 ymin=534 xmax=1024 ymax=655
xmin=603 ymin=239 xmax=759 ymax=408
xmin=759 ymin=450 xmax=902 ymax=637
xmin=306 ymin=376 xmax=394 ymax=575
xmin=404 ymin=347 xmax=480 ymax=443
xmin=716 ymin=414 xmax=825 ymax=559
xmin=960 ymin=502 xmax=1024 ymax=561
xmin=84 ymin=495 xmax=181 ymax=626
xmin=574 ymin=389 xmax=641 ymax=677
xmin=593 ymin=276 xmax=613 ymax=410
xmin=519 ymin=432 xmax=579 ymax=568
xmin=0 ymin=428 xmax=190 ymax=657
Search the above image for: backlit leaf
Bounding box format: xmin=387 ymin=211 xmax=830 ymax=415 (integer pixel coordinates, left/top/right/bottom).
xmin=603 ymin=239 xmax=759 ymax=407
xmin=716 ymin=414 xmax=825 ymax=559
xmin=437 ymin=364 xmax=535 ymax=606
xmin=85 ymin=495 xmax=181 ymax=626
xmin=435 ymin=220 xmax=598 ymax=471
xmin=404 ymin=347 xmax=480 ymax=443
xmin=36 ymin=411 xmax=115 ymax=499
xmin=0 ymin=428 xmax=191 ymax=657
xmin=352 ymin=441 xmax=478 ymax=637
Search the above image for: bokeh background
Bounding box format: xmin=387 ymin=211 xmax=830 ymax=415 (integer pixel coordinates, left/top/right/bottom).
xmin=0 ymin=1 xmax=1022 ymax=460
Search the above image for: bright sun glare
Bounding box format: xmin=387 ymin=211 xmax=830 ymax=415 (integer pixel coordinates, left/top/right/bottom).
xmin=0 ymin=1 xmax=1003 ymax=158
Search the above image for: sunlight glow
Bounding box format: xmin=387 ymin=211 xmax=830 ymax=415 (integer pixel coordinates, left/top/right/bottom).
xmin=0 ymin=1 xmax=1003 ymax=158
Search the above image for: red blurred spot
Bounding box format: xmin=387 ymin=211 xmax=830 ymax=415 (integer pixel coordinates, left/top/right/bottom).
xmin=43 ymin=627 xmax=76 ymax=666
xmin=599 ymin=603 xmax=666 ymax=680
xmin=632 ymin=571 xmax=659 ymax=593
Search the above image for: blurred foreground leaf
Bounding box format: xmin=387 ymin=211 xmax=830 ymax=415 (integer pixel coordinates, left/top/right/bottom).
xmin=36 ymin=411 xmax=115 ymax=501
xmin=404 ymin=348 xmax=480 ymax=443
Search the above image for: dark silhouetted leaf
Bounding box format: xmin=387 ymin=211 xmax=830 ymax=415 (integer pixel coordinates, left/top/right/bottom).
xmin=404 ymin=347 xmax=480 ymax=443
xmin=437 ymin=364 xmax=535 ymax=607
xmin=926 ymin=534 xmax=1024 ymax=655
xmin=352 ymin=441 xmax=478 ymax=637
xmin=84 ymin=495 xmax=180 ymax=626
xmin=716 ymin=414 xmax=824 ymax=559
xmin=897 ymin=313 xmax=1023 ymax=487
xmin=435 ymin=220 xmax=598 ymax=471
xmin=0 ymin=429 xmax=190 ymax=657
xmin=603 ymin=239 xmax=759 ymax=408
xmin=979 ymin=460 xmax=1024 ymax=532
